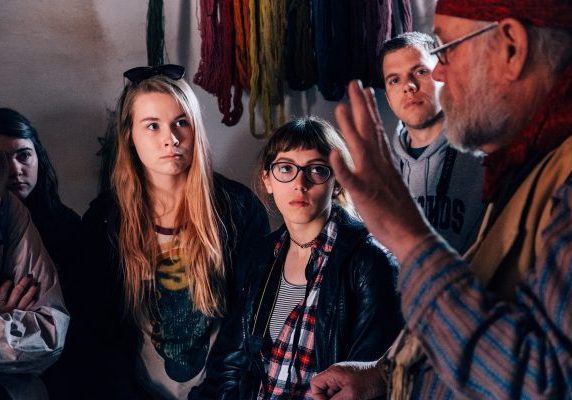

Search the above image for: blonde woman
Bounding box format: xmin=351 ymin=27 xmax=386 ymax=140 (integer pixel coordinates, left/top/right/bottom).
xmin=72 ymin=65 xmax=269 ymax=400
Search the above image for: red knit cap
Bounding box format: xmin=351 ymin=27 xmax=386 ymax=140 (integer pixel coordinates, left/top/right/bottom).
xmin=435 ymin=0 xmax=572 ymax=28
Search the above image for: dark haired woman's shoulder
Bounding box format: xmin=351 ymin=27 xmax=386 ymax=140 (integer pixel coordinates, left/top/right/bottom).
xmin=83 ymin=191 xmax=117 ymax=219
xmin=81 ymin=190 xmax=120 ymax=237
xmin=213 ymin=172 xmax=255 ymax=201
xmin=213 ymin=173 xmax=268 ymax=225
xmin=55 ymin=202 xmax=81 ymax=226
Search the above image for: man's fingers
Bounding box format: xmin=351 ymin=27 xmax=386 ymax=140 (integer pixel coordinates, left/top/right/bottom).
xmin=328 ymin=389 xmax=358 ymax=400
xmin=7 ymin=275 xmax=33 ymax=307
xmin=0 ymin=281 xmax=12 ymax=303
xmin=363 ymin=87 xmax=394 ymax=162
xmin=364 ymin=87 xmax=383 ymax=127
xmin=311 ymin=373 xmax=341 ymax=400
xmin=17 ymin=283 xmax=38 ymax=310
xmin=347 ymin=81 xmax=381 ymax=144
xmin=330 ymin=150 xmax=359 ymax=194
xmin=335 ymin=103 xmax=364 ymax=164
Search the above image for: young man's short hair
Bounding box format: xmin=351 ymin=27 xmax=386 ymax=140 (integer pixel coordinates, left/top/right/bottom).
xmin=380 ymin=32 xmax=438 ymax=89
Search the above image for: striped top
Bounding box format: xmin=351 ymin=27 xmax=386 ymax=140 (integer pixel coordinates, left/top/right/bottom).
xmin=269 ymin=273 xmax=306 ymax=342
xmin=399 ymin=175 xmax=572 ymax=398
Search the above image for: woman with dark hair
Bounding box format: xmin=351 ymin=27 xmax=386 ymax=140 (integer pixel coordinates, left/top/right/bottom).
xmin=0 ymin=108 xmax=81 ymax=286
xmin=211 ymin=117 xmax=403 ymax=399
xmin=0 ymin=108 xmax=80 ymax=399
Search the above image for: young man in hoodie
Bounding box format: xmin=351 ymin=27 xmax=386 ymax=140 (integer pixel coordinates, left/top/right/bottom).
xmin=381 ymin=32 xmax=485 ymax=253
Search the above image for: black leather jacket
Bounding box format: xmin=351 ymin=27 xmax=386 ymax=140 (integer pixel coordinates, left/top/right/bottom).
xmin=203 ymin=207 xmax=404 ymax=399
xmin=65 ymin=174 xmax=269 ymax=400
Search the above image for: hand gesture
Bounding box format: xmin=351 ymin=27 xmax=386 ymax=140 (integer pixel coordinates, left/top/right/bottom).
xmin=331 ymin=81 xmax=432 ymax=262
xmin=0 ymin=274 xmax=39 ymax=313
xmin=310 ymin=361 xmax=387 ymax=400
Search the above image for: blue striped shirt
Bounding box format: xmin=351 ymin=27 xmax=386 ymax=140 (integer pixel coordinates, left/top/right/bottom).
xmin=400 ymin=175 xmax=572 ymax=399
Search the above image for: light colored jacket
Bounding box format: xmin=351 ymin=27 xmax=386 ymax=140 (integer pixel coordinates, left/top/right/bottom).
xmin=0 ymin=193 xmax=69 ymax=399
xmin=391 ymin=122 xmax=486 ymax=253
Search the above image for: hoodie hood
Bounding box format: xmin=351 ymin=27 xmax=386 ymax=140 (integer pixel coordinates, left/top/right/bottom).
xmin=392 ymin=121 xmax=448 ymax=163
xmin=392 ymin=121 xmax=449 ymax=197
xmin=391 ymin=121 xmax=486 ymax=254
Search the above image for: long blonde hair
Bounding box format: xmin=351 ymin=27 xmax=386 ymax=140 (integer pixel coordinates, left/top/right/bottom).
xmin=112 ymin=76 xmax=226 ymax=319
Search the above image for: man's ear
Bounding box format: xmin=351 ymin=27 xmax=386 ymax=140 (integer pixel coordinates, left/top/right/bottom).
xmin=498 ymin=18 xmax=529 ymax=80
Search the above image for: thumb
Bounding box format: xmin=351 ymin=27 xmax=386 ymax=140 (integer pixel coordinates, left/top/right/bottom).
xmin=329 ymin=388 xmax=359 ymax=400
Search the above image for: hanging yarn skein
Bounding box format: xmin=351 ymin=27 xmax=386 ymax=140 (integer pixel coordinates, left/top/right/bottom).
xmin=234 ymin=0 xmax=251 ymax=90
xmin=313 ymin=0 xmax=352 ymax=101
xmin=249 ymin=0 xmax=287 ymax=138
xmin=147 ymin=0 xmax=165 ymax=66
xmin=194 ymin=0 xmax=244 ymax=126
xmin=396 ymin=0 xmax=413 ymax=34
xmin=284 ymin=0 xmax=316 ymax=91
xmin=362 ymin=0 xmax=393 ymax=88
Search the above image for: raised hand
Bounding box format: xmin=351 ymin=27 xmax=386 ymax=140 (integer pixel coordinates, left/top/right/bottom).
xmin=0 ymin=274 xmax=39 ymax=313
xmin=331 ymin=80 xmax=432 ymax=262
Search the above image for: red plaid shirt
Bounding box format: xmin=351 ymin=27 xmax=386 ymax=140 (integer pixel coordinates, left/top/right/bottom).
xmin=258 ymin=214 xmax=338 ymax=399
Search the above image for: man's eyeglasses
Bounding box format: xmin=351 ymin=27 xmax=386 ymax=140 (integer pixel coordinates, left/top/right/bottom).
xmin=269 ymin=162 xmax=332 ymax=185
xmin=430 ymin=22 xmax=499 ymax=65
xmin=123 ymin=64 xmax=185 ymax=84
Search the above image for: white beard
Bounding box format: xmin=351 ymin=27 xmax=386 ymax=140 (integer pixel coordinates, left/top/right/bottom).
xmin=440 ymin=46 xmax=512 ymax=154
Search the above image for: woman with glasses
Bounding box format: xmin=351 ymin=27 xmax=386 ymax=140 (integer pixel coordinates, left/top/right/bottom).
xmin=209 ymin=117 xmax=403 ymax=399
xmin=72 ymin=65 xmax=269 ymax=400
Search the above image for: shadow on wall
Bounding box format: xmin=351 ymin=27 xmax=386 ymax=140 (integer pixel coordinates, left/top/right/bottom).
xmin=0 ymin=0 xmax=115 ymax=214
xmin=177 ymin=0 xmax=192 ymax=65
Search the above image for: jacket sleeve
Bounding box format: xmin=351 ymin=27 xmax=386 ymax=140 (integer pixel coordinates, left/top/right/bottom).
xmin=193 ymin=305 xmax=250 ymax=400
xmin=194 ymin=186 xmax=269 ymax=399
xmin=0 ymin=194 xmax=69 ymax=374
xmin=398 ymin=177 xmax=572 ymax=398
xmin=62 ymin=196 xmax=151 ymax=400
xmin=346 ymin=236 xmax=404 ymax=360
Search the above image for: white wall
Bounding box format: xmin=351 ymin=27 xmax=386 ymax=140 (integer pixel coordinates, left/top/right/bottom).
xmin=0 ymin=0 xmax=439 ymax=215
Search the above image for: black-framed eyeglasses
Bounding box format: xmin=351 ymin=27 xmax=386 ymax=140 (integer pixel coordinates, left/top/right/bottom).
xmin=269 ymin=162 xmax=332 ymax=185
xmin=123 ymin=64 xmax=185 ymax=84
xmin=430 ymin=22 xmax=499 ymax=65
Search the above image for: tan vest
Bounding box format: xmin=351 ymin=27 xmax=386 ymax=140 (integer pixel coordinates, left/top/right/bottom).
xmin=464 ymin=136 xmax=572 ymax=299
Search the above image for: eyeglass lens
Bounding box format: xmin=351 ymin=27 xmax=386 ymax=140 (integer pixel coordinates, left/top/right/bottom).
xmin=271 ymin=162 xmax=332 ymax=184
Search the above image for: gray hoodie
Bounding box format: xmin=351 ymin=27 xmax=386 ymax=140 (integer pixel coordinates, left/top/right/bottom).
xmin=392 ymin=122 xmax=486 ymax=254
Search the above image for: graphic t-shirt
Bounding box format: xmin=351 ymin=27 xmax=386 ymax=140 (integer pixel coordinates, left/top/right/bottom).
xmin=136 ymin=227 xmax=219 ymax=400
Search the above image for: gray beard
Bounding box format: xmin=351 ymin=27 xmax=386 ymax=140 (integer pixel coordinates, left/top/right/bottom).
xmin=440 ymin=57 xmax=511 ymax=154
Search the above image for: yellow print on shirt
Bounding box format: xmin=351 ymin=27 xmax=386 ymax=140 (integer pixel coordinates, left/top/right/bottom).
xmin=156 ymin=251 xmax=187 ymax=291
xmin=151 ymin=242 xmax=211 ymax=382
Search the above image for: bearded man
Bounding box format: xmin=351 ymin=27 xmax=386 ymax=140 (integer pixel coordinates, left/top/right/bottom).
xmin=310 ymin=0 xmax=572 ymax=398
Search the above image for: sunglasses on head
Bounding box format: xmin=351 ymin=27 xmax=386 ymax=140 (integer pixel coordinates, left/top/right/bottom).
xmin=123 ymin=64 xmax=185 ymax=84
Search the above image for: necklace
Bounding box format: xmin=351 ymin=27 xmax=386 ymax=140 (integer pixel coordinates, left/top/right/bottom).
xmin=290 ymin=235 xmax=317 ymax=249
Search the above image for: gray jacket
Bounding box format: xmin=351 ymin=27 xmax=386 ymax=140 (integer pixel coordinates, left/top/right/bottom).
xmin=392 ymin=122 xmax=486 ymax=254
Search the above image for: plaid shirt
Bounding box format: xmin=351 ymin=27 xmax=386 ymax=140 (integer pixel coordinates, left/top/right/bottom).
xmin=258 ymin=214 xmax=338 ymax=400
xmin=397 ymin=174 xmax=572 ymax=398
